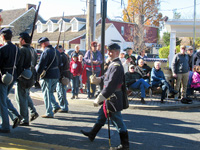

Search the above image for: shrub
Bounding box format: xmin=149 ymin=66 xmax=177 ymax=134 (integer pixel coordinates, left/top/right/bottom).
xmin=159 ymin=46 xmax=180 ymax=58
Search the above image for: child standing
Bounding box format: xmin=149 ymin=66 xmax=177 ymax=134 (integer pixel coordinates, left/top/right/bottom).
xmin=78 ymin=55 xmax=84 ymax=94
xmin=70 ymin=53 xmax=82 ymax=99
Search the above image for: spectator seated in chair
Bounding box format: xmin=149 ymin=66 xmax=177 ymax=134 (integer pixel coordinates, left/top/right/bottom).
xmin=135 ymin=58 xmax=151 ymax=83
xmin=151 ymin=61 xmax=178 ymax=103
xmin=125 ymin=64 xmax=151 ymax=104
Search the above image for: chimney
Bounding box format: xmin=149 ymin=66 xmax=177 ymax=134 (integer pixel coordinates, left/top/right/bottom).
xmin=26 ymin=4 xmax=36 ymax=11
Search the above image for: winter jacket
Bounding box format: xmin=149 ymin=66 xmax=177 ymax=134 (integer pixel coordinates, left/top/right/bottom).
xmin=150 ymin=67 xmax=165 ymax=86
xmin=70 ymin=60 xmax=82 ymax=76
xmin=191 ymin=71 xmax=200 ymax=88
xmin=172 ymin=53 xmax=189 ymax=74
xmin=135 ymin=64 xmax=151 ymax=79
xmin=125 ymin=71 xmax=142 ymax=88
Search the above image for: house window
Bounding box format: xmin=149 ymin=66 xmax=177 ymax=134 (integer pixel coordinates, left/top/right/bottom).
xmin=121 ymin=26 xmax=124 ymax=36
xmin=72 ymin=22 xmax=78 ymax=31
xmin=37 ymin=24 xmax=42 ymax=33
xmin=48 ymin=22 xmax=53 ymax=32
xmin=130 ymin=28 xmax=133 ymax=36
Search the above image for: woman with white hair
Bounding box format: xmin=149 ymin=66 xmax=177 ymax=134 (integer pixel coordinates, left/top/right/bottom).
xmin=151 ymin=61 xmax=178 ymax=103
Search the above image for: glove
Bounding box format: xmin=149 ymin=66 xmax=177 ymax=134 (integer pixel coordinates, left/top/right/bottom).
xmin=90 ymin=74 xmax=101 ymax=85
xmin=93 ymin=93 xmax=106 ymax=107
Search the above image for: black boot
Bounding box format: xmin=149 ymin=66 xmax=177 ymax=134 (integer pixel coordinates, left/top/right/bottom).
xmin=141 ymin=97 xmax=145 ymax=104
xmin=170 ymin=88 xmax=178 ymax=95
xmin=110 ymin=131 xmax=129 ymax=150
xmin=80 ymin=123 xmax=102 ymax=142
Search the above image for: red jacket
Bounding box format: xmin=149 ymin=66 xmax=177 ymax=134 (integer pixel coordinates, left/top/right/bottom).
xmin=70 ymin=60 xmax=82 ymax=76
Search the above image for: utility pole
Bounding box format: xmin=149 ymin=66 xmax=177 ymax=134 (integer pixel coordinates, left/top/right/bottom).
xmin=86 ymin=0 xmax=96 ymax=50
xmin=192 ymin=0 xmax=196 ymax=69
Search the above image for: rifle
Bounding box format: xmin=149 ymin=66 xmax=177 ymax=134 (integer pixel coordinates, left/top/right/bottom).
xmin=56 ymin=12 xmax=65 ymax=49
xmin=30 ymin=1 xmax=41 ymax=43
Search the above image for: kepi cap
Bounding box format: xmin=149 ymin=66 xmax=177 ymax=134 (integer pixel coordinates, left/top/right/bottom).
xmin=0 ymin=28 xmax=12 ymax=36
xmin=108 ymin=43 xmax=120 ymax=51
xmin=19 ymin=32 xmax=30 ymax=39
xmin=38 ymin=37 xmax=49 ymax=44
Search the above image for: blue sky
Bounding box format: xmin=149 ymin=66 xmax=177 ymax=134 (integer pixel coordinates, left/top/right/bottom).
xmin=1 ymin=0 xmax=200 ymax=20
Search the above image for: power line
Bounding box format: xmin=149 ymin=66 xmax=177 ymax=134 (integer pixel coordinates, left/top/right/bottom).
xmin=160 ymin=2 xmax=200 ymax=11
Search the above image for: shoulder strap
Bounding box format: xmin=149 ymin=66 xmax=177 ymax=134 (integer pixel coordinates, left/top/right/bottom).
xmin=46 ymin=49 xmax=56 ymax=72
xmin=12 ymin=46 xmax=18 ymax=76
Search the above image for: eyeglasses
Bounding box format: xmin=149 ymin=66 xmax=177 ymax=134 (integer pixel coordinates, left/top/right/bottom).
xmin=131 ymin=67 xmax=135 ymax=69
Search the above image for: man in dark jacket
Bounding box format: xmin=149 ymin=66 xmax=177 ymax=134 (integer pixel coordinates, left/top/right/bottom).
xmin=135 ymin=59 xmax=151 ymax=83
xmin=81 ymin=43 xmax=129 ymax=150
xmin=125 ymin=64 xmax=150 ymax=104
xmin=0 ymin=28 xmax=22 ymax=133
xmin=15 ymin=32 xmax=39 ymax=126
xmin=36 ymin=37 xmax=61 ymax=118
xmin=56 ymin=45 xmax=70 ymax=113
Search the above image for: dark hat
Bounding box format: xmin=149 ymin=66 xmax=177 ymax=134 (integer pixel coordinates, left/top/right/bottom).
xmin=19 ymin=32 xmax=30 ymax=40
xmin=72 ymin=53 xmax=78 ymax=57
xmin=38 ymin=37 xmax=49 ymax=44
xmin=108 ymin=43 xmax=120 ymax=51
xmin=0 ymin=28 xmax=12 ymax=36
xmin=91 ymin=41 xmax=97 ymax=47
xmin=58 ymin=45 xmax=62 ymax=49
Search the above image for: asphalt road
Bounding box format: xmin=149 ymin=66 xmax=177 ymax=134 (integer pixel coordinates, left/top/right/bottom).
xmin=0 ymin=89 xmax=200 ymax=150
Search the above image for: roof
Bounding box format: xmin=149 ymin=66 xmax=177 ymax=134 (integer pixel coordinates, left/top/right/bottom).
xmin=48 ymin=19 xmax=58 ymax=23
xmin=50 ymin=13 xmax=101 ymax=22
xmin=0 ymin=8 xmax=27 ymax=25
xmin=75 ymin=17 xmax=86 ymax=22
xmin=12 ymin=22 xmax=113 ymax=43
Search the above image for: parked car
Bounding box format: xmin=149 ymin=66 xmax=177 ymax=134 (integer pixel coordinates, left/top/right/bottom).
xmin=146 ymin=53 xmax=159 ymax=58
xmin=35 ymin=49 xmax=43 ymax=63
xmin=65 ymin=49 xmax=86 ymax=58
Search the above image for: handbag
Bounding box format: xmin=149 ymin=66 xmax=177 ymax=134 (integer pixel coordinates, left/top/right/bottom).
xmin=1 ymin=46 xmax=18 ymax=85
xmin=40 ymin=49 xmax=56 ymax=79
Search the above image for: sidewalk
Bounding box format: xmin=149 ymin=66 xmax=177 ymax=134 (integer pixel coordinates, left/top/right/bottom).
xmin=29 ymin=87 xmax=200 ymax=111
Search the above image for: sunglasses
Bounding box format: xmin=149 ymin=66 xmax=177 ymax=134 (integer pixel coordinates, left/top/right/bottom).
xmin=131 ymin=67 xmax=135 ymax=69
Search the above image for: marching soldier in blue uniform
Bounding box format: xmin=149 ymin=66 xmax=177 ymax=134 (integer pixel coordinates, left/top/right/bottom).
xmin=15 ymin=32 xmax=39 ymax=126
xmin=56 ymin=45 xmax=70 ymax=113
xmin=36 ymin=37 xmax=61 ymax=118
xmin=0 ymin=28 xmax=22 ymax=133
xmin=81 ymin=43 xmax=129 ymax=150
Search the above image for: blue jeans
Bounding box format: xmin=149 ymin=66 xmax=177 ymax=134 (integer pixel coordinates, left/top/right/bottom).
xmin=86 ymin=71 xmax=100 ymax=97
xmin=71 ymin=76 xmax=79 ymax=96
xmin=130 ymin=79 xmax=150 ymax=98
xmin=0 ymin=81 xmax=19 ymax=130
xmin=96 ymin=106 xmax=127 ymax=133
xmin=56 ymin=81 xmax=69 ymax=111
xmin=15 ymin=82 xmax=29 ymax=123
xmin=40 ymin=79 xmax=60 ymax=117
xmin=28 ymin=90 xmax=37 ymax=115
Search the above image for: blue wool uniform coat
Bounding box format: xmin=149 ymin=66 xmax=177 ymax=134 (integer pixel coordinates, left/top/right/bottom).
xmin=101 ymin=58 xmax=125 ymax=112
xmin=0 ymin=41 xmax=20 ymax=81
xmin=36 ymin=45 xmax=60 ymax=79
